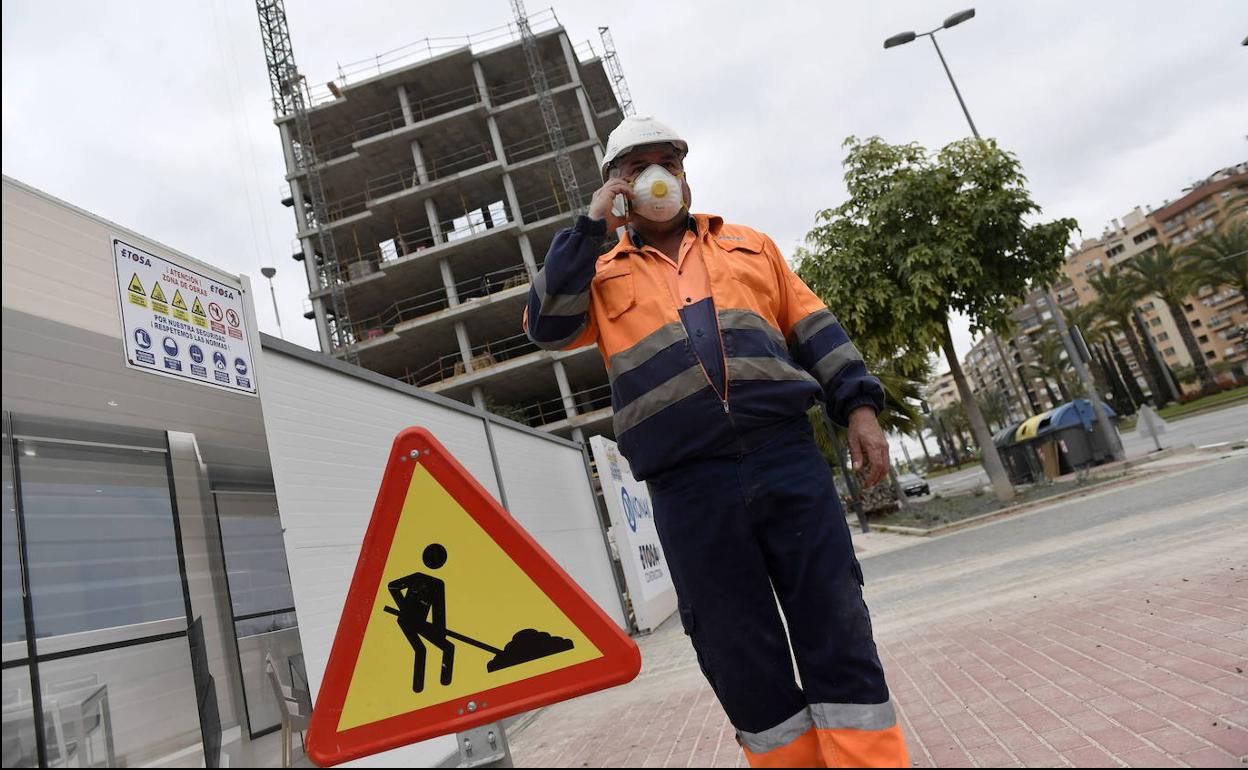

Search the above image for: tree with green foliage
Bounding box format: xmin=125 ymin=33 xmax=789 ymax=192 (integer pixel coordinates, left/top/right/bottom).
xmin=975 ymin=387 xmax=1010 ymax=433
xmin=1124 ymin=244 xmax=1219 ymax=394
xmin=797 ymin=136 xmax=1076 ymax=501
xmin=1064 ymin=304 xmax=1134 ymax=415
xmin=1088 ymin=270 xmax=1169 ymax=405
xmin=1027 ymin=334 xmax=1075 ymax=403
xmin=1187 ymin=218 xmax=1248 ymax=301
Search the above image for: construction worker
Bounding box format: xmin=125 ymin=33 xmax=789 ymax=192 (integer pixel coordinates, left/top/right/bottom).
xmin=523 ymin=116 xmax=909 ymax=768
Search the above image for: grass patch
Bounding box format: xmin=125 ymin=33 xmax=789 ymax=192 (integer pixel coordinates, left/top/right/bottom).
xmin=873 ymin=475 xmax=1123 ymax=531
xmin=1119 ymin=384 xmax=1248 ymax=432
xmin=923 ymin=459 xmax=981 ymax=479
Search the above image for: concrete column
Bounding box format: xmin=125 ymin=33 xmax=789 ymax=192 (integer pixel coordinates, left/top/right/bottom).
xmin=571 ymin=427 xmax=585 ymax=443
xmin=519 ymin=234 xmax=538 ymax=279
xmin=486 ymin=116 xmax=508 ymax=166
xmin=558 ymin=33 xmax=583 ymax=86
xmin=455 ymin=321 xmax=474 ymax=372
xmin=552 ymin=360 xmax=578 ymax=419
xmin=278 ymin=122 xmax=299 ymax=175
xmin=288 ymin=176 xmax=333 ymax=353
xmin=574 ymin=88 xmax=600 ymax=142
xmin=425 ymin=198 xmax=443 ymax=244
xmin=397 ymin=85 xmax=414 ymax=125
xmin=472 ymin=60 xmax=492 ymax=109
xmin=409 ymin=140 xmax=430 ymax=185
xmin=503 ymin=174 xmax=523 ymax=225
xmin=440 ymin=258 xmax=459 ymax=306
xmin=471 ymin=386 xmax=487 ymax=410
xmin=302 ymin=240 xmax=333 ymax=354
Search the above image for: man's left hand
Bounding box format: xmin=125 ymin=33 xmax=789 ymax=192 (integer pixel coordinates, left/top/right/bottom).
xmin=848 ymin=406 xmax=890 ymax=488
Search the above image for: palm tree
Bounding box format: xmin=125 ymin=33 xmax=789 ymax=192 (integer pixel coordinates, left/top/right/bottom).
xmin=1063 ymin=304 xmax=1115 ymax=404
xmin=1027 ymin=334 xmax=1076 ymax=404
xmin=1124 ymin=244 xmax=1219 ymax=394
xmin=1187 ymin=218 xmax=1248 ymax=303
xmin=975 ymin=387 xmax=1009 ymax=433
xmin=1089 ymin=270 xmax=1167 ymax=404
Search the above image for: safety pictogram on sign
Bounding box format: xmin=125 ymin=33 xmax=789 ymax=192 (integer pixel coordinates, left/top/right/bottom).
xmin=192 ymin=297 xmax=207 ymax=317
xmin=305 ymin=428 xmax=640 ymax=767
xmin=150 ymin=281 xmax=167 ymax=304
xmin=127 ymin=273 xmax=146 ymax=296
xmin=172 ymin=289 xmax=188 ymax=311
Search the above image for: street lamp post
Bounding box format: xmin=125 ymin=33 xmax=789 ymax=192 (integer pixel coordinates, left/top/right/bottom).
xmin=261 ymin=266 xmax=285 ymax=339
xmin=884 ymin=8 xmax=1124 ymax=462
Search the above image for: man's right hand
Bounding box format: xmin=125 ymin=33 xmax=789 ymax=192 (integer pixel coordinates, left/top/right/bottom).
xmin=587 ymin=178 xmax=634 ymax=231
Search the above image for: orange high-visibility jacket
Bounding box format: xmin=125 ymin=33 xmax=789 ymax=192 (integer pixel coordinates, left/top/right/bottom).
xmin=524 ymin=213 xmax=883 ymax=479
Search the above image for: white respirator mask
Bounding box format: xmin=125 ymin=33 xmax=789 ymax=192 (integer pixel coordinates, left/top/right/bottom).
xmin=630 ymin=164 xmax=686 ymax=222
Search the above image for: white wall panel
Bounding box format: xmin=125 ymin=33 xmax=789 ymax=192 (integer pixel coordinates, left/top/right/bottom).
xmin=490 ymin=425 xmax=627 ymax=629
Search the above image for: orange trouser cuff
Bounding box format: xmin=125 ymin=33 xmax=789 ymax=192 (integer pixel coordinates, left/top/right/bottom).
xmin=815 ymin=724 xmax=911 ymax=768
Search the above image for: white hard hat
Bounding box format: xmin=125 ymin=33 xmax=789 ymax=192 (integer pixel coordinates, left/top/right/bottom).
xmin=601 ymin=116 xmax=688 ymax=181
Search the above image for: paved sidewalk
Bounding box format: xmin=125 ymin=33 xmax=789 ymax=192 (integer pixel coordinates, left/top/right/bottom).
xmin=510 ymin=462 xmax=1248 ymax=768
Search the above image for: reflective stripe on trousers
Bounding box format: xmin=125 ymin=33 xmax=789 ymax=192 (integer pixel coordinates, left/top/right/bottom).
xmin=647 ymin=419 xmax=910 ymax=768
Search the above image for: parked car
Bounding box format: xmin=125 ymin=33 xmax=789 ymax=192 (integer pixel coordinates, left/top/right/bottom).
xmin=897 ymin=473 xmax=931 ymax=497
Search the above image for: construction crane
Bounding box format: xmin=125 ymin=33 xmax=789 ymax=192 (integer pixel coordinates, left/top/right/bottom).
xmin=255 ymin=0 xmax=358 ymax=362
xmin=597 ymin=27 xmax=634 ymax=117
xmin=511 ymin=0 xmax=583 ymax=214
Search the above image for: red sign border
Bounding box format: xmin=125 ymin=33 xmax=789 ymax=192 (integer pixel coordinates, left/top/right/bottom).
xmin=305 ymin=428 xmax=641 ymax=766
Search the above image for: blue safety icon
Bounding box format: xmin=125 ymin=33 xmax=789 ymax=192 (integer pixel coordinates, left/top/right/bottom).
xmin=213 ymin=351 xmax=228 ymax=370
xmin=234 ymin=357 xmax=248 ymax=376
xmin=162 ymin=336 xmax=179 ymax=357
xmin=189 ymin=345 xmax=204 ymax=364
xmin=134 ymin=328 xmax=152 ymax=349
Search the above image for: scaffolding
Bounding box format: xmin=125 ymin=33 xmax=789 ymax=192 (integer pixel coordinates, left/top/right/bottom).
xmin=255 ymin=0 xmax=358 ymax=362
xmin=512 ymin=0 xmax=583 ymax=214
xmin=598 ymin=27 xmax=635 ymax=117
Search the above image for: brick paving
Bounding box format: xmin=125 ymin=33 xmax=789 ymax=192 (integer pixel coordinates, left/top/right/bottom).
xmin=510 ymin=468 xmax=1248 ymax=768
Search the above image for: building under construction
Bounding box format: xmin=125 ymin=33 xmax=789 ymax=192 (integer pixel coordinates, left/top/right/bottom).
xmin=269 ymin=8 xmax=628 ymax=441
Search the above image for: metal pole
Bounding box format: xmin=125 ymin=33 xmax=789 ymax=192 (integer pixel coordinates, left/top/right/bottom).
xmin=927 ymin=33 xmax=981 ymax=140
xmin=268 ymin=279 xmax=285 ymax=338
xmin=1043 ymin=291 xmax=1124 ymax=461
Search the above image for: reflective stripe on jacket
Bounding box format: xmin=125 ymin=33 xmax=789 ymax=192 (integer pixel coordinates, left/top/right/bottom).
xmin=524 ymin=213 xmax=884 ymax=479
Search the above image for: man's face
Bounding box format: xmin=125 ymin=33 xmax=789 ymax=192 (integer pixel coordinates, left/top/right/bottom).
xmin=614 ymin=144 xmax=691 ymax=225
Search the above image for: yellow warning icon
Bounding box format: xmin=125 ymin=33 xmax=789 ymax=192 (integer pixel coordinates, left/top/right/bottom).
xmin=192 ymin=297 xmax=207 ymax=317
xmin=150 ymin=282 xmax=168 ymax=304
xmin=334 ymin=464 xmax=602 ymax=733
xmin=127 ymin=273 xmax=145 ymax=296
xmin=172 ymin=289 xmax=188 ymax=311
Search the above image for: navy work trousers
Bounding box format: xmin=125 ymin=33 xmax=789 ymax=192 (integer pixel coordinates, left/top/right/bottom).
xmin=646 ymin=418 xmax=892 ymax=752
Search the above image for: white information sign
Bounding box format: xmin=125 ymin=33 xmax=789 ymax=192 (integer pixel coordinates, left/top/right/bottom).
xmin=113 ymin=238 xmax=257 ymax=396
xmin=589 ymin=435 xmax=677 ymax=632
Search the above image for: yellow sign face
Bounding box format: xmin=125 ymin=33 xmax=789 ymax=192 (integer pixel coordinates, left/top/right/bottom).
xmin=127 ymin=273 xmax=145 ymax=296
xmin=336 ymin=465 xmax=602 ymax=733
xmin=172 ymin=289 xmax=188 ymax=311
xmin=191 ymin=297 xmax=207 ymax=316
xmin=150 ymin=281 xmax=167 ymax=304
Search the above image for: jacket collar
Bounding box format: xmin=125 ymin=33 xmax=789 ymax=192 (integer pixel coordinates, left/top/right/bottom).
xmin=618 ymin=213 xmax=724 ymax=256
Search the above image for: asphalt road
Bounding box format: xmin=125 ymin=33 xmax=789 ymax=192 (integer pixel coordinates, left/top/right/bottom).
xmin=863 ymin=448 xmax=1248 ymax=634
xmin=924 ymin=403 xmax=1248 ymax=497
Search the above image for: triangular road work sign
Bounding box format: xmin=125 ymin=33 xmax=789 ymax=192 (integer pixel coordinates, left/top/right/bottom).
xmin=127 ymin=273 xmax=145 ymax=296
xmin=306 ymin=428 xmax=641 ymax=766
xmin=171 ymin=289 xmax=189 ymax=310
xmin=150 ymin=281 xmax=167 ymax=303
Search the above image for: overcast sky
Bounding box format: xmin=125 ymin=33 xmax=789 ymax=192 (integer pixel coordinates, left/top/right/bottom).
xmin=4 ymin=0 xmax=1245 ymax=375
